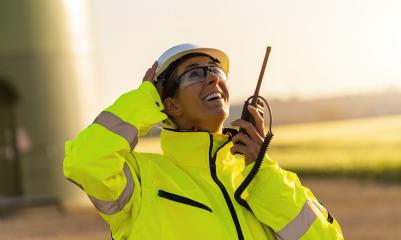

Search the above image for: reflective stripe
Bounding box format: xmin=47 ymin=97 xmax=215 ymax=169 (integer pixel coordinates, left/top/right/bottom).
xmin=275 ymin=200 xmax=317 ymax=240
xmin=94 ymin=111 xmax=138 ymax=150
xmin=88 ymin=164 xmax=135 ymax=215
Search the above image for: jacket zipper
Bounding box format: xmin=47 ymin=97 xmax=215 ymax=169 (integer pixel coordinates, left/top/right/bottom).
xmin=158 ymin=190 xmax=212 ymax=213
xmin=208 ymin=134 xmax=244 ymax=240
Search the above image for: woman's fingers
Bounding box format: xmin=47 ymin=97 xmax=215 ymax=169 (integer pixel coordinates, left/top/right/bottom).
xmin=230 ymin=144 xmax=247 ymax=155
xmin=232 ymin=133 xmax=260 ymax=158
xmin=142 ymin=61 xmax=158 ymax=82
xmin=247 ymin=105 xmax=266 ymax=137
xmin=143 ymin=68 xmax=151 ymax=82
xmin=231 ymin=119 xmax=264 ymax=144
xmin=232 ymin=132 xmax=253 ymax=145
xmin=230 ymin=106 xmax=266 ymax=164
xmin=230 ymin=143 xmax=258 ymax=165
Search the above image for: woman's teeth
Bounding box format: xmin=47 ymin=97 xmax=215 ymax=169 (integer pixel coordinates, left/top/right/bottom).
xmin=205 ymin=92 xmax=222 ymax=101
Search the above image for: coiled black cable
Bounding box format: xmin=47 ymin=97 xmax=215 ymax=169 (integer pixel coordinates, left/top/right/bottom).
xmin=234 ymin=96 xmax=274 ymax=212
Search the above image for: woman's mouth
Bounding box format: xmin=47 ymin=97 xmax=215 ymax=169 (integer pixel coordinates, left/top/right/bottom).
xmin=204 ymin=92 xmax=224 ymax=102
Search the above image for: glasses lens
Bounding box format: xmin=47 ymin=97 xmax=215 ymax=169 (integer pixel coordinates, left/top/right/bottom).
xmin=179 ymin=68 xmax=204 ymax=87
xmin=209 ymin=66 xmax=227 ymax=81
xmin=179 ymin=66 xmax=227 ymax=88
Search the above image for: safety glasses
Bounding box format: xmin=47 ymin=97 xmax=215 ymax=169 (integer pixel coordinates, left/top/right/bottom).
xmin=175 ymin=66 xmax=227 ymax=88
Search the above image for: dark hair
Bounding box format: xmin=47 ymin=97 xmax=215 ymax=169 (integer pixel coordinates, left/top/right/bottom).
xmin=157 ymin=53 xmax=220 ymax=101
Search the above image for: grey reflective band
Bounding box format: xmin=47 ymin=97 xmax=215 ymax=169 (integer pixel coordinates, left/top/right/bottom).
xmin=275 ymin=200 xmax=317 ymax=240
xmin=94 ymin=111 xmax=138 ymax=150
xmin=88 ymin=164 xmax=135 ymax=215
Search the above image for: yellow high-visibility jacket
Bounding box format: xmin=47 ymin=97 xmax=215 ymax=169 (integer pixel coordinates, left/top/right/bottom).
xmin=63 ymin=81 xmax=344 ymax=240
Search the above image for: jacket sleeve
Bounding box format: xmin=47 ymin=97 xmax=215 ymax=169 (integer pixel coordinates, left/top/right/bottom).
xmin=63 ymin=81 xmax=167 ymax=228
xmin=243 ymin=156 xmax=344 ymax=240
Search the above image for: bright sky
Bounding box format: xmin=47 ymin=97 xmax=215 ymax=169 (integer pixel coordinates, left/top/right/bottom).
xmin=90 ymin=0 xmax=401 ymax=105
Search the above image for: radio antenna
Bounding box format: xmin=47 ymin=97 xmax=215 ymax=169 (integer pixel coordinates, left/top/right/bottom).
xmin=251 ymin=46 xmax=271 ymax=106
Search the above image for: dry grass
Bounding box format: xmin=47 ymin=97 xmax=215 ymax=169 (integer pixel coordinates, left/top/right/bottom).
xmin=269 ymin=114 xmax=401 ymax=180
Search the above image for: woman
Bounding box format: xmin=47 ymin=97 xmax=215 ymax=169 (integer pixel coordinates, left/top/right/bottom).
xmin=64 ymin=44 xmax=343 ymax=239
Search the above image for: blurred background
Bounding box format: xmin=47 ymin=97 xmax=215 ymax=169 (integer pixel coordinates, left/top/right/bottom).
xmin=0 ymin=0 xmax=400 ymax=239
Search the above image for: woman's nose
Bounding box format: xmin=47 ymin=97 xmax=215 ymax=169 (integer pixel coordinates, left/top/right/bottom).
xmin=206 ymin=71 xmax=220 ymax=85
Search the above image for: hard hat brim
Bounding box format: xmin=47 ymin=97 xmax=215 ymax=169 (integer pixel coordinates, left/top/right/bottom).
xmin=156 ymin=47 xmax=229 ymax=79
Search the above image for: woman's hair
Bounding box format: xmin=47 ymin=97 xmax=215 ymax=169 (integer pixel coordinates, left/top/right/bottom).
xmin=157 ymin=53 xmax=221 ymax=101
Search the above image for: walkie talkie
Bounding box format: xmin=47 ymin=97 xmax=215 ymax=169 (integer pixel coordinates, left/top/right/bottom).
xmin=234 ymin=46 xmax=274 ymax=212
xmin=239 ymin=46 xmax=271 ymax=133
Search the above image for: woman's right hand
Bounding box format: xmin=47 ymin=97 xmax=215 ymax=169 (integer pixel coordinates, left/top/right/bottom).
xmin=142 ymin=61 xmax=158 ymax=83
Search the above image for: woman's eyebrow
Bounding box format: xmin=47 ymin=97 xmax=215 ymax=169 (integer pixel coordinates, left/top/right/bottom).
xmin=184 ymin=62 xmax=217 ymax=70
xmin=184 ymin=63 xmax=199 ymax=70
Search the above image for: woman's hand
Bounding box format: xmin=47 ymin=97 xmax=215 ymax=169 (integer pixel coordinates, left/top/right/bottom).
xmin=230 ymin=104 xmax=266 ymax=165
xmin=142 ymin=61 xmax=158 ymax=83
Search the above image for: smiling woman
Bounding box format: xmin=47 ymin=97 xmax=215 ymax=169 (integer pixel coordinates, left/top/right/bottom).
xmin=63 ymin=43 xmax=344 ymax=240
xmin=156 ymin=54 xmax=230 ymax=133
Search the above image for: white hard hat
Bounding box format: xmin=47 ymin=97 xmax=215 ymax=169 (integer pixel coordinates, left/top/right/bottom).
xmin=155 ymin=43 xmax=229 ymax=80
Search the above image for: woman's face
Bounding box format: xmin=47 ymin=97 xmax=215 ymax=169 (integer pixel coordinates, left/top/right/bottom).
xmin=165 ymin=56 xmax=230 ymax=132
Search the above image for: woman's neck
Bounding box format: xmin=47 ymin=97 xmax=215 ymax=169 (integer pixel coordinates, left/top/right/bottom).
xmin=174 ymin=118 xmax=224 ymax=134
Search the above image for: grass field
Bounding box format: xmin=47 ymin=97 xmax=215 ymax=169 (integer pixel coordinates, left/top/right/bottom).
xmin=137 ymin=114 xmax=401 ymax=181
xmin=269 ymin=114 xmax=401 ymax=181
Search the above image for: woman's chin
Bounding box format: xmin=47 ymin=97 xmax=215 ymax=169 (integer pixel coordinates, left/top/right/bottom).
xmin=204 ymin=99 xmax=229 ymax=113
xmin=207 ymin=107 xmax=229 ymax=121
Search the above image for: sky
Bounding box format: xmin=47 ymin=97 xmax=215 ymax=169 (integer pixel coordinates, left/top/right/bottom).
xmin=89 ymin=0 xmax=401 ymax=105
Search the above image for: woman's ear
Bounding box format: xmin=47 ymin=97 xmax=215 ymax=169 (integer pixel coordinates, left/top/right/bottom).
xmin=163 ymin=97 xmax=182 ymax=117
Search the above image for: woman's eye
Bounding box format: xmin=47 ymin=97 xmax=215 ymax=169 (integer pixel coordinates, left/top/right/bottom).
xmin=211 ymin=69 xmax=219 ymax=75
xmin=189 ymin=70 xmax=201 ymax=78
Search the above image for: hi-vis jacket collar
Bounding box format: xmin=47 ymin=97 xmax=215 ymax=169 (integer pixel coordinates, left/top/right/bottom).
xmin=160 ymin=128 xmax=234 ymax=168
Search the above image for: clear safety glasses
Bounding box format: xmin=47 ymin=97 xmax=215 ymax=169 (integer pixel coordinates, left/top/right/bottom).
xmin=175 ymin=66 xmax=227 ymax=88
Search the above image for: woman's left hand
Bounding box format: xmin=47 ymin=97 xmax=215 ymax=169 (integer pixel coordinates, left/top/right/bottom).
xmin=230 ymin=104 xmax=266 ymax=165
xmin=142 ymin=61 xmax=158 ymax=83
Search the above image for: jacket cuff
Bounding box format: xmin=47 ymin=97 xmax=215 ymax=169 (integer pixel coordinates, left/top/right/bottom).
xmin=104 ymin=81 xmax=167 ymax=136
